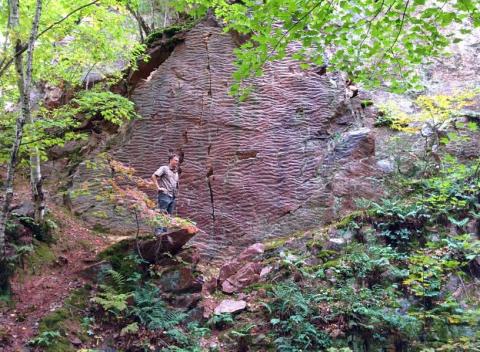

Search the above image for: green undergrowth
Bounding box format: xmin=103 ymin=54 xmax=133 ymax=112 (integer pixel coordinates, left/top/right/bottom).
xmin=252 ymin=157 xmax=480 ymax=351
xmin=87 ymin=265 xmax=211 ymax=351
xmin=32 ymin=287 xmax=92 ymax=352
xmin=1 ymin=213 xmax=58 ymax=294
xmin=24 ymin=157 xmax=480 ymax=351
xmin=97 ymin=240 xmax=142 ymax=281
xmin=24 ymin=240 xmax=56 ymax=273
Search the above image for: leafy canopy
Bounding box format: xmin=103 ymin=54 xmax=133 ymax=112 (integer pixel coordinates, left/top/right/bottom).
xmin=0 ymin=0 xmax=143 ymax=163
xmin=176 ymin=0 xmax=480 ymax=94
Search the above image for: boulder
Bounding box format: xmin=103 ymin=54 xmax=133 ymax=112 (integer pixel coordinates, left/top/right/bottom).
xmin=170 ymin=292 xmax=202 ymax=309
xmin=96 ymin=20 xmax=380 ymax=259
xmin=10 ymin=202 xmax=34 ymax=217
xmin=156 ymin=266 xmax=202 ymax=293
xmin=201 ymin=297 xmax=218 ymax=319
xmin=218 ymin=243 xmax=265 ymax=293
xmin=78 ymin=260 xmax=112 ymax=282
xmin=214 ymin=299 xmax=247 ymax=315
xmin=218 ymin=243 xmax=265 ymax=282
xmin=238 ymin=243 xmax=265 ymax=261
xmin=221 ymin=262 xmax=262 ymax=294
xmin=124 ymin=225 xmax=198 ymax=263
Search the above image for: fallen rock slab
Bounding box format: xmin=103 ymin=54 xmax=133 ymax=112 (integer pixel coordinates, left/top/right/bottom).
xmin=156 ymin=266 xmax=202 ymax=293
xmin=218 ymin=243 xmax=265 ymax=293
xmin=78 ymin=260 xmax=112 ymax=282
xmin=100 ymin=225 xmax=199 ymax=264
xmin=221 ymin=262 xmax=262 ymax=294
xmin=214 ymin=299 xmax=247 ymax=315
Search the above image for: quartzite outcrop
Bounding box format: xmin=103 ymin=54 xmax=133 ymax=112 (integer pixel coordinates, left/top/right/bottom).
xmin=69 ymin=20 xmax=380 ymax=259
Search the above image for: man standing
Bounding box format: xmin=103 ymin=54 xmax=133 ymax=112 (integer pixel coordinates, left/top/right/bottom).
xmin=151 ymin=154 xmax=180 ymax=216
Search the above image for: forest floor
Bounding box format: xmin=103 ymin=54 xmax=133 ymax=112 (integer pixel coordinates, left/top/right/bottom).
xmin=0 ymin=200 xmax=117 ymax=351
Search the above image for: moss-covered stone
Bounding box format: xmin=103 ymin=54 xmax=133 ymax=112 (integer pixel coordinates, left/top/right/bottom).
xmin=334 ymin=210 xmax=367 ymax=229
xmin=97 ymin=239 xmax=141 ymax=280
xmin=144 ymin=20 xmax=198 ymax=47
xmin=243 ymin=282 xmax=274 ymax=294
xmin=264 ymin=230 xmax=311 ymax=252
xmin=264 ymin=236 xmax=292 ymax=251
xmin=39 ymin=309 xmax=70 ymax=332
xmin=92 ymin=223 xmax=110 ymax=234
xmin=322 ymin=259 xmax=341 ymax=269
xmin=316 ymin=249 xmax=338 ymax=260
xmin=35 ymin=287 xmax=91 ymax=352
xmin=98 ymin=238 xmax=133 ymax=260
xmin=22 ymin=240 xmax=56 ymax=275
xmin=306 ymin=239 xmax=323 ymax=250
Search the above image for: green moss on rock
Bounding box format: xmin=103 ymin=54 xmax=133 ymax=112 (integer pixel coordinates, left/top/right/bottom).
xmin=334 ymin=210 xmax=366 ymax=229
xmin=24 ymin=240 xmax=56 ymax=274
xmin=36 ymin=287 xmax=91 ymax=352
xmin=97 ymin=239 xmax=142 ymax=280
xmin=144 ymin=20 xmax=197 ymax=47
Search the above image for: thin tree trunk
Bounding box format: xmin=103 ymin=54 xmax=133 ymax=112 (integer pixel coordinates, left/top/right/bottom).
xmin=26 ymin=0 xmax=45 ymax=224
xmin=0 ymin=0 xmax=43 ymax=259
xmin=126 ymin=4 xmax=151 ymax=40
xmin=0 ymin=0 xmax=23 ymax=259
xmin=30 ymin=147 xmax=45 ymax=223
xmin=0 ymin=0 xmax=99 ymax=80
xmin=150 ymin=0 xmax=155 ymax=31
xmin=163 ymin=8 xmax=168 ymax=28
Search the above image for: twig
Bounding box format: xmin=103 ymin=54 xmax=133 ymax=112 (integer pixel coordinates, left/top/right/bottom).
xmin=375 ymin=0 xmax=410 ymax=68
xmin=36 ymin=0 xmax=100 ymax=39
xmin=356 ymin=0 xmax=386 ymax=63
xmin=133 ymin=207 xmax=145 ymax=261
xmin=0 ymin=0 xmax=101 ymax=79
xmin=260 ymin=0 xmax=326 ymax=68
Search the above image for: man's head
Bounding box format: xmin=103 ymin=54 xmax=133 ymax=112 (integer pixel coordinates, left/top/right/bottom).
xmin=168 ymin=154 xmax=180 ymax=169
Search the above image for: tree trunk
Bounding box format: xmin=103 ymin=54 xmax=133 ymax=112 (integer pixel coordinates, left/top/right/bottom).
xmin=26 ymin=0 xmax=45 ymax=224
xmin=126 ymin=4 xmax=151 ymax=41
xmin=30 ymin=147 xmax=45 ymax=223
xmin=0 ymin=0 xmax=43 ymax=259
xmin=0 ymin=0 xmax=23 ymax=260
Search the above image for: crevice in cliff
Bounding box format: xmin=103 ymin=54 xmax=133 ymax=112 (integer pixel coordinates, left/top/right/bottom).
xmin=204 ymin=32 xmax=213 ymax=98
xmin=206 ymin=165 xmax=216 ymax=234
xmin=127 ymin=32 xmax=187 ymax=94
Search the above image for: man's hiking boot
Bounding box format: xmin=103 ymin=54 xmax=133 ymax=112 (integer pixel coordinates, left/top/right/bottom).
xmin=154 ymin=227 xmax=167 ymax=236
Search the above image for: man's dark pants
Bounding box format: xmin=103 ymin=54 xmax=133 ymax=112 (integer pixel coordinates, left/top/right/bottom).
xmin=156 ymin=192 xmax=176 ymax=234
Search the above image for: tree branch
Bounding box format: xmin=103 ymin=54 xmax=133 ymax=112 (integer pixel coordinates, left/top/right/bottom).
xmin=266 ymin=0 xmax=325 ymax=62
xmin=36 ymin=0 xmax=100 ymax=39
xmin=375 ymin=0 xmax=409 ymax=70
xmin=25 ymin=0 xmax=43 ymax=91
xmin=356 ymin=0 xmax=385 ymax=63
xmin=0 ymin=0 xmax=100 ymax=79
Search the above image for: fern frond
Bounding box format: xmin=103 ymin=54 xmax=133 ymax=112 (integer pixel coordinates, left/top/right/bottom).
xmin=107 ymin=269 xmax=126 ymax=291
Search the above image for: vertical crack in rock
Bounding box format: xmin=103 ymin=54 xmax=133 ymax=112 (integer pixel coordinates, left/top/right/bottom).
xmin=206 ymin=165 xmax=216 ymax=235
xmin=127 ymin=40 xmax=180 ymax=92
xmin=204 ymin=32 xmax=213 ymax=98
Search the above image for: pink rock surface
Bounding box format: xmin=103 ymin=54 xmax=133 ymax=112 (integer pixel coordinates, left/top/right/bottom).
xmin=71 ymin=20 xmax=379 ymax=258
xmin=238 ymin=243 xmax=265 ymax=261
xmin=214 ymin=299 xmax=247 ymax=314
xmin=221 ymin=262 xmax=262 ymax=294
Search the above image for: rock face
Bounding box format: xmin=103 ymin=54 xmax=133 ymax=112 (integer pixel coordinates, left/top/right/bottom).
xmin=71 ymin=20 xmax=379 ymax=258
xmin=218 ymin=243 xmax=265 ymax=293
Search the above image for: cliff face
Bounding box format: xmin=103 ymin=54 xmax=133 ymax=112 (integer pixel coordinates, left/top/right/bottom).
xmin=70 ymin=21 xmax=380 ymax=258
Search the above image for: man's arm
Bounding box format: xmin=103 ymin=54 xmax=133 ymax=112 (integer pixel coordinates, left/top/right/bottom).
xmin=152 ymin=167 xmax=166 ymax=192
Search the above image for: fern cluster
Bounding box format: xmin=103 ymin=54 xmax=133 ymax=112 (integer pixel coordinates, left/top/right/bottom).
xmin=265 ymin=281 xmax=333 ymax=351
xmin=129 ymin=283 xmax=186 ymax=330
xmin=91 ymin=270 xmax=130 ymax=315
